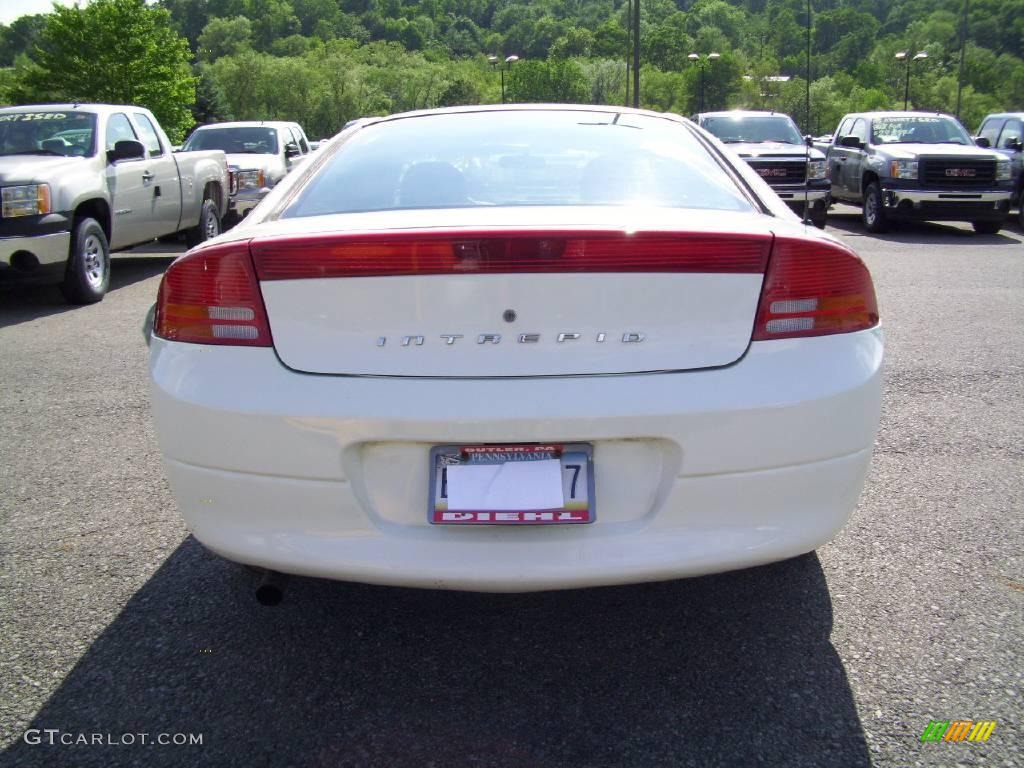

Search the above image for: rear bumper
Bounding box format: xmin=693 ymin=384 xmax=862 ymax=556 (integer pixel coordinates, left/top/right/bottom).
xmin=149 ymin=328 xmax=884 ymax=591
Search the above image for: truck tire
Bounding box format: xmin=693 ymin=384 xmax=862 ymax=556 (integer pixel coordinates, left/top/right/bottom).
xmin=810 ymin=203 xmax=828 ymax=229
xmin=60 ymin=217 xmax=110 ymax=304
xmin=185 ymin=199 xmax=222 ymax=249
xmin=971 ymin=220 xmax=1002 ymax=235
xmin=861 ymin=182 xmax=888 ymax=233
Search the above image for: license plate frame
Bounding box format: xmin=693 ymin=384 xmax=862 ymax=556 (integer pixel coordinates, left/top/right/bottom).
xmin=428 ymin=442 xmax=595 ymax=525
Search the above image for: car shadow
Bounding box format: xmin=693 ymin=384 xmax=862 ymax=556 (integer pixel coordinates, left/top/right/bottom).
xmin=3 ymin=538 xmax=869 ymax=768
xmin=826 ymin=208 xmax=1020 ymax=244
xmin=0 ymin=255 xmax=175 ymax=329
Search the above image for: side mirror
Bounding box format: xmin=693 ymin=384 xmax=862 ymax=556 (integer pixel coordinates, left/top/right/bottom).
xmin=804 ymin=134 xmax=814 ymax=147
xmin=839 ymin=134 xmax=863 ymax=149
xmin=1003 ymin=137 xmax=1023 ymax=151
xmin=973 ymin=136 xmax=991 ymax=148
xmin=284 ymin=142 xmax=300 ymax=158
xmin=107 ymin=139 xmax=146 ymax=163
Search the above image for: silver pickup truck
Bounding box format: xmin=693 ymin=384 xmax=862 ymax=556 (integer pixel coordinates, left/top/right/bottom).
xmin=0 ymin=104 xmax=230 ymax=303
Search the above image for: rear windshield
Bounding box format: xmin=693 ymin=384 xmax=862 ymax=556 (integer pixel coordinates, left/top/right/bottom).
xmin=0 ymin=110 xmax=98 ymax=157
xmin=870 ymin=116 xmax=972 ymax=145
xmin=701 ymin=115 xmax=803 ymax=145
xmin=281 ymin=110 xmax=754 ymax=218
xmin=184 ymin=126 xmax=279 ymax=154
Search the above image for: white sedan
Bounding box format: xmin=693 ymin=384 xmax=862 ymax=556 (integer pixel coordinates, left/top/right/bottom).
xmin=147 ymin=105 xmax=882 ymax=600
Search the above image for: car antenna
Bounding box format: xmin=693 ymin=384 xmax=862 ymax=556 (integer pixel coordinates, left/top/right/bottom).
xmin=803 ymin=129 xmax=812 ymax=227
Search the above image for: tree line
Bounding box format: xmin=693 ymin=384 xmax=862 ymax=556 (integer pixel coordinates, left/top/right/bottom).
xmin=1 ymin=0 xmax=1022 ymax=143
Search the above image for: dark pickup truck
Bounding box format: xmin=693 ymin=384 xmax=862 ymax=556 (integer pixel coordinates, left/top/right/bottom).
xmin=975 ymin=113 xmax=1024 ymax=228
xmin=825 ymin=111 xmax=1012 ymax=234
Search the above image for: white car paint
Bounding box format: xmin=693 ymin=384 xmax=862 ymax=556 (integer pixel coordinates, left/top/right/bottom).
xmin=150 ymin=325 xmax=882 ymax=591
xmin=148 ymin=105 xmax=883 ymax=592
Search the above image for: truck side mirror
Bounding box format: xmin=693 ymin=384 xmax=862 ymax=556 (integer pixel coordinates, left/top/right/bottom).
xmin=804 ymin=134 xmax=814 ymax=147
xmin=284 ymin=142 xmax=300 ymax=158
xmin=1003 ymin=137 xmax=1023 ymax=151
xmin=107 ymin=139 xmax=146 ymax=163
xmin=839 ymin=135 xmax=863 ymax=149
xmin=973 ymin=136 xmax=991 ymax=148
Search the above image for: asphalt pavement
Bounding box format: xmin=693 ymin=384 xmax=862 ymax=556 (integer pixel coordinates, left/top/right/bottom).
xmin=0 ymin=210 xmax=1021 ymax=767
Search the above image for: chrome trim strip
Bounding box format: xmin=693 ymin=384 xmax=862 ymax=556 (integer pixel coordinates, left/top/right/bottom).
xmin=886 ymin=190 xmax=1011 ymax=203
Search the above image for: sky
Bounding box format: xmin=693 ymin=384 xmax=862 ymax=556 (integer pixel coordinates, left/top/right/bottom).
xmin=1 ymin=0 xmax=77 ymax=26
xmin=1 ymin=0 xmax=161 ymax=26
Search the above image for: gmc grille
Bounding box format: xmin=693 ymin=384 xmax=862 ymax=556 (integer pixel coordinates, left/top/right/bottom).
xmin=920 ymin=158 xmax=996 ymax=188
xmin=746 ymin=161 xmax=807 ymax=185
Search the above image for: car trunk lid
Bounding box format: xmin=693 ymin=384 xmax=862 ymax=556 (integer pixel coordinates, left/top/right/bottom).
xmin=248 ymin=207 xmax=774 ymax=377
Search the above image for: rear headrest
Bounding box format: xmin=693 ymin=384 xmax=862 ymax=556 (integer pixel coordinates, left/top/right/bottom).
xmin=398 ymin=162 xmax=468 ymax=208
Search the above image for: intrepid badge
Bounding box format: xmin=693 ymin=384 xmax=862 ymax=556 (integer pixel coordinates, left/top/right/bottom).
xmin=376 ymin=332 xmax=645 ymax=347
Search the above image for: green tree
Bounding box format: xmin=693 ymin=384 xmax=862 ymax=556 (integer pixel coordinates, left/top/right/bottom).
xmin=506 ymin=59 xmax=588 ymax=103
xmin=592 ymin=19 xmax=628 ymax=58
xmin=245 ymin=0 xmax=301 ymax=50
xmin=19 ymin=0 xmax=197 ymax=142
xmin=197 ymin=16 xmax=254 ymax=61
xmin=191 ymin=63 xmax=233 ymax=127
xmin=550 ymin=28 xmax=595 ymax=59
xmin=644 ymin=12 xmax=693 ymax=71
xmin=438 ymin=76 xmax=482 ymax=106
xmin=0 ymin=15 xmax=47 ymax=67
xmin=0 ymin=67 xmax=17 ymax=104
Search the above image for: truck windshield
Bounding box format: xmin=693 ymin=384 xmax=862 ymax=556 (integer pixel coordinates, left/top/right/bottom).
xmin=0 ymin=111 xmax=97 ymax=157
xmin=870 ymin=117 xmax=972 ymax=145
xmin=701 ymin=116 xmax=803 ymax=145
xmin=184 ymin=127 xmax=279 ymax=155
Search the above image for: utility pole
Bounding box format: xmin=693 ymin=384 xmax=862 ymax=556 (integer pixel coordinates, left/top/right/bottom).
xmin=955 ymin=0 xmax=969 ymax=119
xmin=806 ymin=0 xmax=811 ymax=134
xmin=625 ymin=0 xmax=631 ymax=107
xmin=632 ymin=0 xmax=640 ymax=107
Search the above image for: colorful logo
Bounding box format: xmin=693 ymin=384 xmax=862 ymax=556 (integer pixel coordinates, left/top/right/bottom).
xmin=920 ymin=720 xmax=996 ymax=742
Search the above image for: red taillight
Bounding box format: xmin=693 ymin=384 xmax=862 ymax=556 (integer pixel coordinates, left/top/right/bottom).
xmin=155 ymin=240 xmax=272 ymax=346
xmin=250 ymin=231 xmax=772 ymax=279
xmin=752 ymin=236 xmax=879 ymax=340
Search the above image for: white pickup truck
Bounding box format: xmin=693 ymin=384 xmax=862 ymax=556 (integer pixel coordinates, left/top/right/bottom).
xmin=182 ymin=120 xmax=313 ymax=224
xmin=0 ymin=104 xmax=230 ymax=303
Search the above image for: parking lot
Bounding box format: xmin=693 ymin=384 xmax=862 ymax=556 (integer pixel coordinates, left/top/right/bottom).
xmin=0 ymin=207 xmax=1021 ymax=767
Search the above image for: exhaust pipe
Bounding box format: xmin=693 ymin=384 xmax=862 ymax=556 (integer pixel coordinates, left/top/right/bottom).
xmin=254 ymin=569 xmax=289 ymax=606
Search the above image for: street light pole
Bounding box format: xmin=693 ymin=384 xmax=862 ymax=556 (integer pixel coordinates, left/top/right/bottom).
xmin=688 ymin=52 xmax=720 ymax=113
xmin=895 ymin=50 xmax=927 ymax=110
xmin=488 ymin=54 xmax=520 ymax=104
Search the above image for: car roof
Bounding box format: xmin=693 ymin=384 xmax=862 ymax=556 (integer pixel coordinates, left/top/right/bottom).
xmin=346 ymin=103 xmax=693 ymax=130
xmin=0 ymin=103 xmax=153 ymax=114
xmin=979 ymin=113 xmax=1024 ymax=120
xmin=698 ymin=110 xmax=794 ymax=120
xmin=193 ymin=121 xmax=300 ymax=131
xmin=842 ymin=111 xmax=958 ymax=120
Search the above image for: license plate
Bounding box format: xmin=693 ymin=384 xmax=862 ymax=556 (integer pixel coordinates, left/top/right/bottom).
xmin=428 ymin=443 xmax=595 ymax=525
